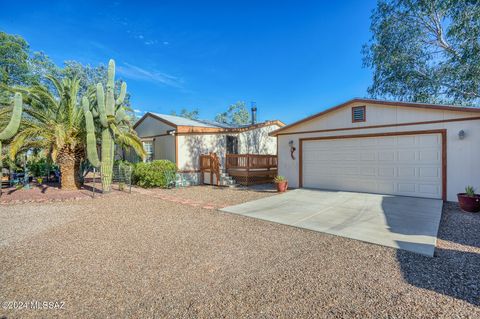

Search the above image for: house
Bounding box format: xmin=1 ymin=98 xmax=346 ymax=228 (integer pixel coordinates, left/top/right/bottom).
xmin=133 ymin=110 xmax=285 ymax=184
xmin=270 ymin=98 xmax=480 ymax=202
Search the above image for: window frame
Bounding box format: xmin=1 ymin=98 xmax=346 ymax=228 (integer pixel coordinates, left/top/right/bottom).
xmin=143 ymin=140 xmax=154 ymax=162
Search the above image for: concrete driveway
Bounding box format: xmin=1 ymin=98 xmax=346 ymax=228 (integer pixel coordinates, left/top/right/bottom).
xmin=221 ymin=189 xmax=443 ymax=256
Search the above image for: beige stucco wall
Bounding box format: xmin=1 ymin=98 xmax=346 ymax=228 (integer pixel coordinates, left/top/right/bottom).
xmin=177 ymin=124 xmax=281 ymax=171
xmin=238 ymin=125 xmax=279 ymax=154
xmin=177 ymin=134 xmax=226 ymax=171
xmin=277 ymin=103 xmax=480 ymax=201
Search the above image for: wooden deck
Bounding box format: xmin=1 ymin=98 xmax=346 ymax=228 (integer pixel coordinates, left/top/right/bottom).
xmin=225 ymin=154 xmax=277 ymax=185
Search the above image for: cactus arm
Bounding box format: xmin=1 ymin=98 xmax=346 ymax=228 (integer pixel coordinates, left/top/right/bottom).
xmin=115 ymin=107 xmax=127 ymax=124
xmin=116 ymin=82 xmax=127 ymax=106
xmin=106 ymin=60 xmax=115 ymax=116
xmin=96 ymin=83 xmax=108 ymax=127
xmin=0 ymin=141 xmax=3 ymax=173
xmin=83 ymin=97 xmax=101 ymax=168
xmin=0 ymin=93 xmax=23 ymax=140
xmin=100 ymin=128 xmax=114 ymax=191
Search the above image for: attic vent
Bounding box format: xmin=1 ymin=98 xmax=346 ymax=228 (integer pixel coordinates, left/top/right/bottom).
xmin=352 ymin=106 xmax=366 ymax=122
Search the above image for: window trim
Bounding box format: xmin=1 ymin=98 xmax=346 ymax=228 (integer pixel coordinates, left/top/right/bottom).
xmin=352 ymin=106 xmax=366 ymax=123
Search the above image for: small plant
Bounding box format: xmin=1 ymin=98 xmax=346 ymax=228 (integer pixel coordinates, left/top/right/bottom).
xmin=274 ymin=175 xmax=287 ymax=183
xmin=37 ymin=177 xmax=43 ymax=184
xmin=118 ymin=182 xmax=125 ymax=191
xmin=465 ymin=186 xmax=476 ymax=197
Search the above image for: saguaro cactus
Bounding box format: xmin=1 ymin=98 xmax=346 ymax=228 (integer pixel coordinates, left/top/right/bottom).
xmin=0 ymin=93 xmax=23 ymax=194
xmin=83 ymin=59 xmax=128 ymax=192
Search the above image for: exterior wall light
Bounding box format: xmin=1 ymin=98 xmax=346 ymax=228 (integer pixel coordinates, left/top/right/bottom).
xmin=458 ymin=130 xmax=465 ymax=140
xmin=288 ymin=140 xmax=296 ymax=160
xmin=167 ymin=129 xmax=176 ymax=136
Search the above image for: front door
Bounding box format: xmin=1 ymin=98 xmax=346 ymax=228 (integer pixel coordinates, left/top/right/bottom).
xmin=226 ymin=136 xmax=239 ymax=154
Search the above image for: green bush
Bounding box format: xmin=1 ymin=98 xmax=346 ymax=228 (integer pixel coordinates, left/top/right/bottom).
xmin=133 ymin=160 xmax=177 ymax=188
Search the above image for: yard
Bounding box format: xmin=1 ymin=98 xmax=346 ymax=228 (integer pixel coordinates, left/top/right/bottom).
xmin=1 ymin=186 xmax=479 ymax=318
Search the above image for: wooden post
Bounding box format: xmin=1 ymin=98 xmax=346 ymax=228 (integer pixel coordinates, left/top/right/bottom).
xmin=246 ymin=154 xmax=250 ymax=186
xmin=209 ymin=153 xmax=213 ymax=185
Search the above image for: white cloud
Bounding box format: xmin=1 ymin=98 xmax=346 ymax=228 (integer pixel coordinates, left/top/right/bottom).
xmin=163 ymin=41 xmax=169 ymax=45
xmin=144 ymin=40 xmax=158 ymax=45
xmin=117 ymin=63 xmax=183 ymax=88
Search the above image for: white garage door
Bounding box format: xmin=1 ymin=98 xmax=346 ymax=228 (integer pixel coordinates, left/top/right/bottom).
xmin=302 ymin=133 xmax=443 ymax=199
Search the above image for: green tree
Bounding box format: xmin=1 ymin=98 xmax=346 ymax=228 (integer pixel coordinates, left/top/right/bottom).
xmin=215 ymin=101 xmax=250 ymax=125
xmin=29 ymin=51 xmax=61 ymax=85
xmin=62 ymin=61 xmax=132 ymax=108
xmin=363 ymin=0 xmax=480 ymax=105
xmin=171 ymin=108 xmax=199 ymax=120
xmin=0 ymin=32 xmax=30 ymax=86
xmin=8 ymin=75 xmax=86 ymax=190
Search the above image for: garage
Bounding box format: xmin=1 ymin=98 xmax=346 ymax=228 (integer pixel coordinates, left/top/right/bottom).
xmin=301 ymin=131 xmax=444 ymax=199
xmin=271 ymin=98 xmax=480 ymax=202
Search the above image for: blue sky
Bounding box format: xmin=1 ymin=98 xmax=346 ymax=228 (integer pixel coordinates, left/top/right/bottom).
xmin=1 ymin=0 xmax=377 ymax=124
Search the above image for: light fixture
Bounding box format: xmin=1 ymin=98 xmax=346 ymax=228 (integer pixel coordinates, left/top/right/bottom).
xmin=458 ymin=130 xmax=465 ymax=140
xmin=167 ymin=129 xmax=176 ymax=136
xmin=288 ymin=140 xmax=296 ymax=160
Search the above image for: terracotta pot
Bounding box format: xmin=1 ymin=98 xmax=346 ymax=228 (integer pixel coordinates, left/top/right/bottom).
xmin=457 ymin=193 xmax=480 ymax=213
xmin=276 ymin=181 xmax=288 ymax=192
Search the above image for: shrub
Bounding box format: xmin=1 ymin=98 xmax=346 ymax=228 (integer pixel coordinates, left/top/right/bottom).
xmin=133 ymin=160 xmax=177 ymax=188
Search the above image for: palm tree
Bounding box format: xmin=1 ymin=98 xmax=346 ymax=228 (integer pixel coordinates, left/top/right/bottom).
xmin=8 ymin=75 xmax=86 ymax=190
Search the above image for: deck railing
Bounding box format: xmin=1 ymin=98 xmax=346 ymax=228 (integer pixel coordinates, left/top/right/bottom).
xmin=225 ymin=154 xmax=277 ymax=170
xmin=225 ymin=154 xmax=277 ymax=185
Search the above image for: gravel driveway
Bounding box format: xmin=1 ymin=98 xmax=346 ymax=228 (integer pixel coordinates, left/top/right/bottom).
xmin=1 ymin=186 xmax=478 ymax=318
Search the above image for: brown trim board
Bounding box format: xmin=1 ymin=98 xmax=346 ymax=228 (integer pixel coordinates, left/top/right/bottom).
xmin=140 ymin=133 xmax=172 ymax=139
xmin=133 ymin=112 xmax=178 ymax=129
xmin=177 ymin=170 xmax=201 ymax=173
xmin=298 ymin=129 xmax=447 ymax=201
xmin=273 ymin=116 xmax=480 ymax=136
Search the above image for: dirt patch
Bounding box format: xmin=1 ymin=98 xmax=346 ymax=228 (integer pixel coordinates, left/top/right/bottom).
xmin=0 ymin=187 xmax=478 ymax=318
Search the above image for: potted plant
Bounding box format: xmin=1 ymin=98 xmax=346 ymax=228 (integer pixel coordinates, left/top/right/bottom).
xmin=274 ymin=175 xmax=288 ymax=192
xmin=457 ymin=186 xmax=480 ymax=213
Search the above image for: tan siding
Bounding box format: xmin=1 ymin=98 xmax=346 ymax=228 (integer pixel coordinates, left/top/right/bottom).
xmin=135 ymin=116 xmax=175 ymax=137
xmin=279 ymin=102 xmax=480 ymax=134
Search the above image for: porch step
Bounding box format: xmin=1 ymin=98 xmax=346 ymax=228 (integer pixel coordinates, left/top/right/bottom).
xmin=219 ymin=172 xmax=238 ymax=187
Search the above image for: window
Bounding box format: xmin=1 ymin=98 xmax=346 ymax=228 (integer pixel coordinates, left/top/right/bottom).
xmin=352 ymin=106 xmax=366 ymax=122
xmin=143 ymin=141 xmax=154 ymax=162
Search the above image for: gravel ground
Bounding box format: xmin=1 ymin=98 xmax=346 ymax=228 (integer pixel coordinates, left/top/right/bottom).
xmin=0 ymin=187 xmax=479 ymax=318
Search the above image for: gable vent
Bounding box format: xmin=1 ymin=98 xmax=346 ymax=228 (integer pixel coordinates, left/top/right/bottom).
xmin=352 ymin=106 xmax=366 ymax=122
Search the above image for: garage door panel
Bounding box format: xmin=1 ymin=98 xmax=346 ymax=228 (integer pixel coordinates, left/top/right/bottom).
xmin=398 ymin=150 xmax=416 ymax=161
xmin=419 ymin=150 xmax=440 ymax=162
xmin=302 ymin=133 xmax=442 ymax=199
